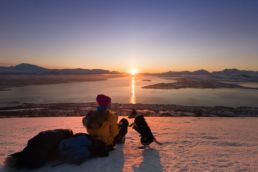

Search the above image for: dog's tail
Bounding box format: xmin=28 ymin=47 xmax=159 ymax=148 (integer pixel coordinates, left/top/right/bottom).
xmin=154 ymin=138 xmax=162 ymax=145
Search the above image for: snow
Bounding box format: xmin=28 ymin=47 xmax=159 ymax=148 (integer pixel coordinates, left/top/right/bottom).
xmin=0 ymin=117 xmax=258 ymax=172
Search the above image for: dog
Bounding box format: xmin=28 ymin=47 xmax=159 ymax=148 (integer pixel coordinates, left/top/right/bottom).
xmin=129 ymin=109 xmax=162 ymax=148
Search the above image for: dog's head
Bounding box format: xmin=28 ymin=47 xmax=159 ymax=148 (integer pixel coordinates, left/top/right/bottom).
xmin=128 ymin=109 xmax=137 ymax=119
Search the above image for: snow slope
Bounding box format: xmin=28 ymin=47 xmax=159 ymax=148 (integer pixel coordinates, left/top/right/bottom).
xmin=0 ymin=117 xmax=258 ymax=172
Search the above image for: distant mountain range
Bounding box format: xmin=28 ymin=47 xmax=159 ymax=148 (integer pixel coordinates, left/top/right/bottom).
xmin=158 ymin=69 xmax=258 ymax=81
xmin=1 ymin=63 xmax=258 ymax=81
xmin=159 ymin=69 xmax=258 ymax=76
xmin=0 ymin=63 xmax=120 ymax=75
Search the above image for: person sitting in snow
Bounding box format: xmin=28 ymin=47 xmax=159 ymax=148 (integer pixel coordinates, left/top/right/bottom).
xmin=82 ymin=94 xmax=128 ymax=150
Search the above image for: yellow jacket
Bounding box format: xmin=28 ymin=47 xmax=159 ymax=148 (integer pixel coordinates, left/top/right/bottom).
xmin=84 ymin=110 xmax=119 ymax=146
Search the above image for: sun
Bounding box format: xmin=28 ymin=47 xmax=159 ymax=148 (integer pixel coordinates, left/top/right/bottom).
xmin=129 ymin=68 xmax=138 ymax=75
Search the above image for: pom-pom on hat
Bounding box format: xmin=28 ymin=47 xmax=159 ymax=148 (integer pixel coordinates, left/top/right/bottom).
xmin=96 ymin=94 xmax=111 ymax=106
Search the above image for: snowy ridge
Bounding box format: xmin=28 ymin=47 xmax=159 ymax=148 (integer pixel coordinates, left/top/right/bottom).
xmin=0 ymin=117 xmax=258 ymax=171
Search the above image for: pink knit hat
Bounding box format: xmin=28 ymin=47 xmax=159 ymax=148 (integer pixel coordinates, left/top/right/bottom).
xmin=96 ymin=94 xmax=111 ymax=106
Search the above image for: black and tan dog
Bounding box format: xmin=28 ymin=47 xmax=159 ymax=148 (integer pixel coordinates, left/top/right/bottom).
xmin=129 ymin=109 xmax=162 ymax=148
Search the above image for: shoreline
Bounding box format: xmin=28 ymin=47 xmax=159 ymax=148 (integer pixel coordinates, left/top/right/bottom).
xmin=0 ymin=74 xmax=127 ymax=91
xmin=0 ymin=103 xmax=257 ymax=118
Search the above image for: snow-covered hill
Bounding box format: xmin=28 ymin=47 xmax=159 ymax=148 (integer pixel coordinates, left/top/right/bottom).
xmin=0 ymin=117 xmax=258 ymax=172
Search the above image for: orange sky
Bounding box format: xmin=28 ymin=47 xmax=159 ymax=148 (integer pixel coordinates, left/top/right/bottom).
xmin=1 ymin=1 xmax=258 ymax=73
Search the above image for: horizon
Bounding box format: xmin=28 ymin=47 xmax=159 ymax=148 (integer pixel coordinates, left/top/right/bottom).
xmin=1 ymin=1 xmax=258 ymax=72
xmin=1 ymin=62 xmax=258 ymax=73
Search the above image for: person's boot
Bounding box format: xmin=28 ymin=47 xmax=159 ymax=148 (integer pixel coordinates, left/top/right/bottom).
xmin=120 ymin=136 xmax=126 ymax=144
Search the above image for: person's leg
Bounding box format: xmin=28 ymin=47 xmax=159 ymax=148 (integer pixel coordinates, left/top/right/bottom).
xmin=114 ymin=118 xmax=129 ymax=144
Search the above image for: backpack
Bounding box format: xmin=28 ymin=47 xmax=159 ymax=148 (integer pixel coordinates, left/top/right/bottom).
xmin=59 ymin=134 xmax=93 ymax=165
xmin=5 ymin=129 xmax=73 ymax=169
xmin=59 ymin=133 xmax=109 ymax=165
xmin=82 ymin=110 xmax=109 ymax=130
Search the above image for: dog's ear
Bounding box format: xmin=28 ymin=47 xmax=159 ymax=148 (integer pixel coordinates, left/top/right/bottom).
xmin=129 ymin=109 xmax=137 ymax=118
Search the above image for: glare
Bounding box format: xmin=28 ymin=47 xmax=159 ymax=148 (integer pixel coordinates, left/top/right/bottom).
xmin=129 ymin=68 xmax=138 ymax=75
xmin=130 ymin=76 xmax=136 ymax=104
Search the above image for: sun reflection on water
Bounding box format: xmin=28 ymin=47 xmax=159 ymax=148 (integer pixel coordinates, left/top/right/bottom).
xmin=130 ymin=76 xmax=136 ymax=104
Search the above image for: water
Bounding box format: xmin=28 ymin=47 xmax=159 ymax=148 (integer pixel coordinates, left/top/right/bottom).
xmin=0 ymin=76 xmax=258 ymax=107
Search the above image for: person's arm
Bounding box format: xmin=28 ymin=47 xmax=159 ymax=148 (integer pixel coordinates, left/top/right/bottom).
xmin=108 ymin=112 xmax=119 ymax=140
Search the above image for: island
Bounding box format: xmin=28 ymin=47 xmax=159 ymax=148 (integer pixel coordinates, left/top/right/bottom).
xmin=142 ymin=79 xmax=152 ymax=82
xmin=0 ymin=73 xmax=126 ymax=91
xmin=142 ymin=78 xmax=258 ymax=90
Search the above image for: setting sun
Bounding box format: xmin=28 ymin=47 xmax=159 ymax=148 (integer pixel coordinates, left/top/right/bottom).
xmin=129 ymin=68 xmax=138 ymax=75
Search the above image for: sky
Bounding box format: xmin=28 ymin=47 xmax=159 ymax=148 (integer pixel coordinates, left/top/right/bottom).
xmin=0 ymin=0 xmax=258 ymax=72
